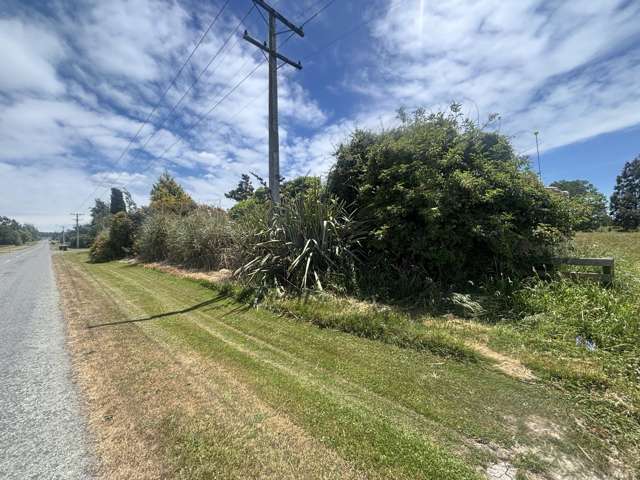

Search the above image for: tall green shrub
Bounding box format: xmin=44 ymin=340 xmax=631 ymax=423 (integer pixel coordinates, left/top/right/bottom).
xmin=89 ymin=230 xmax=115 ymax=263
xmin=610 ymin=156 xmax=640 ymax=231
xmin=89 ymin=212 xmax=134 ymax=262
xmin=327 ymin=107 xmax=574 ymax=293
xmin=549 ymin=180 xmax=610 ymax=231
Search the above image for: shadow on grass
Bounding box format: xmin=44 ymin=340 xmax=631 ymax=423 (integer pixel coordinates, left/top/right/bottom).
xmin=88 ymin=293 xmax=234 ymax=329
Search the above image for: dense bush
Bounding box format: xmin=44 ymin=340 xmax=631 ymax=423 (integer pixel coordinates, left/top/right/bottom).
xmin=236 ymin=187 xmax=364 ymax=293
xmin=327 ymin=107 xmax=575 ymax=294
xmin=135 ymin=212 xmax=172 ymax=261
xmin=89 ymin=212 xmax=134 ymax=262
xmin=89 ymin=230 xmax=115 ymax=262
xmin=149 ymin=171 xmax=197 ymax=215
xmin=110 ymin=212 xmax=134 ymax=255
xmin=610 ymin=156 xmax=640 ymax=231
xmin=166 ymin=207 xmax=235 ymax=270
xmin=549 ymin=180 xmax=610 ymax=231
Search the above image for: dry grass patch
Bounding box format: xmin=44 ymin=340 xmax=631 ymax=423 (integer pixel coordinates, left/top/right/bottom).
xmin=141 ymin=261 xmax=233 ymax=284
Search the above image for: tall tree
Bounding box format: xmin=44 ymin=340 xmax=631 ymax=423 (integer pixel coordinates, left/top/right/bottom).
xmin=549 ymin=179 xmax=609 ymax=231
xmin=149 ymin=171 xmax=196 ymax=214
xmin=122 ymin=188 xmax=138 ymax=212
xmin=110 ymin=188 xmax=127 ymax=214
xmin=91 ymin=199 xmax=110 ymax=226
xmin=610 ymin=156 xmax=640 ymax=230
xmin=225 ymin=174 xmax=255 ymax=201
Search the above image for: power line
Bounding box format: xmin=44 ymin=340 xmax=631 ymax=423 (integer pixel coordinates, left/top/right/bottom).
xmin=156 ymin=60 xmax=268 ymax=162
xmin=86 ymin=0 xmax=360 ymax=203
xmin=136 ymin=4 xmax=256 ymax=155
xmin=155 ymin=0 xmax=341 ymax=164
xmin=74 ymin=0 xmax=231 ymax=212
xmin=300 ymin=0 xmax=407 ymax=64
xmin=300 ymin=0 xmax=337 ymax=27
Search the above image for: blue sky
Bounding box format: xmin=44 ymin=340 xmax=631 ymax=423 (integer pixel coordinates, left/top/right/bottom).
xmin=1 ymin=0 xmax=639 ymax=230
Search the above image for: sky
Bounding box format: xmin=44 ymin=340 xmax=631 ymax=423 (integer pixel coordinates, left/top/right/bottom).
xmin=1 ymin=0 xmax=639 ymax=231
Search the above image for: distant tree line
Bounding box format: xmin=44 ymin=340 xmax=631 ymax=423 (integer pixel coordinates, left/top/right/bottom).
xmin=547 ymin=155 xmax=640 ymax=232
xmin=548 ymin=179 xmax=610 ymax=231
xmin=610 ymin=155 xmax=640 ymax=230
xmin=0 ymin=216 xmax=39 ymax=245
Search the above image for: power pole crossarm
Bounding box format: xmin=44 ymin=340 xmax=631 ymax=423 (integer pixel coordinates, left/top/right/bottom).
xmin=252 ymin=0 xmax=304 ymax=36
xmin=242 ymin=31 xmax=302 ymax=69
xmin=243 ymin=0 xmax=304 ymax=204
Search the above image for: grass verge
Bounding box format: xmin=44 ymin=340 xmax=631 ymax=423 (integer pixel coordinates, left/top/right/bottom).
xmin=54 ymin=249 xmax=629 ymax=479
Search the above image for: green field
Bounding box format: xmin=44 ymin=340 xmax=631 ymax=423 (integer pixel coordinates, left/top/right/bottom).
xmin=55 ymin=231 xmax=640 ymax=479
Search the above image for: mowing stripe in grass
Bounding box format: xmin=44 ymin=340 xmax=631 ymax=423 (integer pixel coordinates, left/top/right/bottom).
xmin=67 ymin=255 xmax=615 ymax=478
xmin=159 ymin=316 xmax=481 ymax=480
xmin=93 ymin=261 xmax=604 ymax=465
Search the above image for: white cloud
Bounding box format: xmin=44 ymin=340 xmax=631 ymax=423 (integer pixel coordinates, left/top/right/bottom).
xmin=0 ymin=18 xmax=65 ymax=94
xmin=2 ymin=0 xmax=639 ymax=231
xmin=0 ymin=162 xmax=96 ymax=231
xmin=75 ymin=0 xmax=190 ymax=81
xmin=358 ymin=0 xmax=640 ymax=151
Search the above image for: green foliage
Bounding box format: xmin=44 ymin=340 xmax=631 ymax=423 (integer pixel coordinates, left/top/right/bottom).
xmin=227 ymin=174 xmax=321 ymax=209
xmin=135 ymin=212 xmax=172 ymax=261
xmin=110 ymin=188 xmax=127 ymax=214
xmin=110 ymin=212 xmax=134 ymax=255
xmin=327 ymin=107 xmax=574 ymax=293
xmin=228 ymin=196 xmax=268 ymax=221
xmin=150 ymin=171 xmax=197 ymax=215
xmin=281 ymin=176 xmax=321 ymax=200
xmin=166 ymin=207 xmax=235 ymax=270
xmin=610 ymin=156 xmax=640 ymax=230
xmin=271 ymin=295 xmax=478 ymax=361
xmin=550 ymin=179 xmax=610 ymax=231
xmin=225 ymin=174 xmax=254 ymax=202
xmin=89 ymin=212 xmax=134 ymax=262
xmin=236 ymin=187 xmax=364 ymax=293
xmin=0 ymin=216 xmax=39 ymax=245
xmin=89 ymin=230 xmax=115 ymax=262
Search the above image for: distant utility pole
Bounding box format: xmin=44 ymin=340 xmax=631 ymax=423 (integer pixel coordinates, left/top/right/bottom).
xmin=70 ymin=213 xmax=84 ymax=248
xmin=243 ymin=0 xmax=304 ymax=204
xmin=534 ymin=130 xmax=542 ymax=180
xmin=61 ymin=226 xmax=65 ymax=245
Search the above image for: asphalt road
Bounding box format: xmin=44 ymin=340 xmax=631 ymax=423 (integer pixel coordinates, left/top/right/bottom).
xmin=0 ymin=242 xmax=93 ymax=479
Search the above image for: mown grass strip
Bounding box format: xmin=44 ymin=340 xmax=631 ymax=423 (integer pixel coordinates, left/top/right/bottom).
xmin=75 ymin=254 xmax=618 ymax=478
xmin=159 ymin=318 xmax=481 ymax=480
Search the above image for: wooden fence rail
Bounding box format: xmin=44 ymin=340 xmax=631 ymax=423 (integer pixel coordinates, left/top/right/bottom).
xmin=548 ymin=257 xmax=614 ymax=285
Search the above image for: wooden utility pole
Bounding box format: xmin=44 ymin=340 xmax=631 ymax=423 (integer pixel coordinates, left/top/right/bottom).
xmin=70 ymin=213 xmax=84 ymax=249
xmin=243 ymin=0 xmax=303 ymax=204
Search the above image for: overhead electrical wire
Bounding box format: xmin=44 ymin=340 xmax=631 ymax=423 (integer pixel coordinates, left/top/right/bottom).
xmin=153 ymin=0 xmax=342 ymax=162
xmin=84 ymin=0 xmax=397 ymax=206
xmin=136 ymin=4 xmax=256 ymax=155
xmin=74 ymin=0 xmax=232 ymax=211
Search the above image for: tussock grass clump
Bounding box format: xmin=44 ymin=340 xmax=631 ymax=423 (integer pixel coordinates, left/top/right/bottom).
xmin=167 ymin=207 xmax=236 ymax=270
xmin=135 ymin=212 xmax=172 ymax=261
